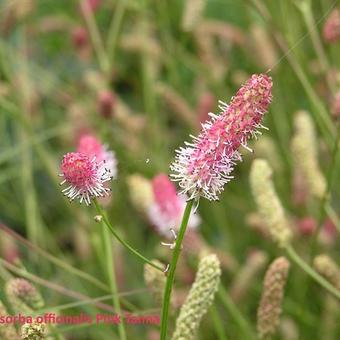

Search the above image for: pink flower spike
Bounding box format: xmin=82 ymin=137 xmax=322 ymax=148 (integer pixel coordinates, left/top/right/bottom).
xmin=171 ymin=74 xmax=272 ymax=201
xmin=77 ymin=134 xmax=117 ymax=179
xmin=323 ymin=9 xmax=340 ymax=43
xmin=148 ymin=174 xmax=200 ymax=236
xmin=60 ymin=152 xmax=112 ymax=205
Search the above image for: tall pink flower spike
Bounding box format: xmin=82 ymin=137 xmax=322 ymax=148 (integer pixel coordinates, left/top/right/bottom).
xmin=148 ymin=174 xmax=200 ymax=236
xmin=171 ymin=74 xmax=273 ymax=201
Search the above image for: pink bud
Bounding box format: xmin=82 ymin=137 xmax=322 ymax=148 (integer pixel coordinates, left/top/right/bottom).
xmin=297 ymin=217 xmax=316 ymax=236
xmin=72 ymin=26 xmax=88 ymax=50
xmin=98 ymin=90 xmax=116 ymax=119
xmin=331 ymin=91 xmax=340 ymax=118
xmin=323 ymin=9 xmax=340 ymax=43
xmin=197 ymin=92 xmax=215 ymax=125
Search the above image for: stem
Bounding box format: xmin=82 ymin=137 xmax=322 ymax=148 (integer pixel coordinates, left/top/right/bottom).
xmin=80 ymin=0 xmax=110 ymax=74
xmin=210 ymin=305 xmax=229 ymax=340
xmin=160 ymin=200 xmax=194 ymax=340
xmin=107 ymin=0 xmax=126 ymax=65
xmin=93 ymin=199 xmax=164 ymax=272
xmin=0 ymin=222 xmax=109 ymax=292
xmin=311 ymin=122 xmax=340 ymax=255
xmin=285 ymin=245 xmax=340 ymax=300
xmin=298 ymin=0 xmax=335 ymax=94
xmin=101 ymin=225 xmax=127 ymax=339
xmin=218 ymin=287 xmax=255 ymax=340
xmin=248 ymin=0 xmax=335 ymax=148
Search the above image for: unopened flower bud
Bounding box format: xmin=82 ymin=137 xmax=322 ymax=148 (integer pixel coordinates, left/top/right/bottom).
xmin=98 ymin=90 xmax=115 ymax=119
xmin=297 ymin=217 xmax=316 ymax=236
xmin=127 ymin=174 xmax=154 ymax=215
xmin=172 ymin=254 xmax=221 ymax=339
xmin=291 ymin=111 xmax=326 ymax=199
xmin=144 ymin=260 xmax=166 ymax=305
xmin=323 ymin=9 xmax=340 ymax=43
xmin=257 ymin=257 xmax=290 ymax=339
xmin=72 ymin=26 xmax=88 ymax=50
xmin=94 ymin=215 xmax=103 ymax=223
xmin=21 ymin=320 xmax=46 ymax=340
xmin=250 ymin=159 xmax=292 ymax=247
xmin=6 ymin=278 xmax=44 ymax=314
xmin=181 ymin=0 xmax=207 ymax=32
xmin=313 ymin=254 xmax=340 ymax=290
xmin=197 ymin=92 xmax=215 ymax=125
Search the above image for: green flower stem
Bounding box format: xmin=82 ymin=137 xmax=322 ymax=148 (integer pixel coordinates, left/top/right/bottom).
xmin=285 ymin=245 xmax=340 ymax=300
xmin=101 ymin=225 xmax=127 ymax=340
xmin=80 ymin=0 xmax=110 ymax=74
xmin=248 ymin=0 xmax=335 ymax=148
xmin=93 ymin=199 xmax=164 ymax=272
xmin=311 ymin=122 xmax=340 ymax=255
xmin=297 ymin=0 xmax=335 ymax=94
xmin=107 ymin=0 xmax=127 ymax=65
xmin=218 ymin=287 xmax=255 ymax=340
xmin=0 ymin=223 xmax=110 ymax=292
xmin=160 ymin=200 xmax=194 ymax=340
xmin=210 ymin=305 xmax=229 ymax=340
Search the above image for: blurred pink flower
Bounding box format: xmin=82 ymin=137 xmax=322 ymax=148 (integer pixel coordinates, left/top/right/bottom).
xmin=331 ymin=91 xmax=340 ymax=118
xmin=171 ymin=74 xmax=272 ymax=201
xmin=72 ymin=26 xmax=88 ymax=49
xmin=323 ymin=9 xmax=340 ymax=43
xmin=86 ymin=0 xmax=101 ymax=11
xmin=197 ymin=92 xmax=215 ymax=125
xmin=297 ymin=217 xmax=316 ymax=236
xmin=80 ymin=0 xmax=101 ymax=13
xmin=77 ymin=134 xmax=117 ymax=178
xmin=60 ymin=152 xmax=112 ymax=205
xmin=148 ymin=174 xmax=200 ymax=236
xmin=98 ymin=90 xmax=116 ymax=119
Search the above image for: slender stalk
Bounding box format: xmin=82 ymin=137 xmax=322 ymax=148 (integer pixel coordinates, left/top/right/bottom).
xmin=107 ymin=0 xmax=126 ymax=65
xmin=0 ymin=259 xmax=115 ymax=312
xmin=0 ymin=223 xmax=110 ymax=292
xmin=248 ymin=0 xmax=335 ymax=148
xmin=210 ymin=305 xmax=229 ymax=340
xmin=80 ymin=0 xmax=110 ymax=74
xmin=160 ymin=200 xmax=194 ymax=340
xmin=311 ymin=123 xmax=340 ymax=255
xmin=101 ymin=225 xmax=127 ymax=340
xmin=218 ymin=287 xmax=255 ymax=340
xmin=285 ymin=245 xmax=340 ymax=300
xmin=34 ymin=290 xmax=146 ymax=315
xmin=93 ymin=199 xmax=164 ymax=272
xmin=297 ymin=0 xmax=335 ymax=94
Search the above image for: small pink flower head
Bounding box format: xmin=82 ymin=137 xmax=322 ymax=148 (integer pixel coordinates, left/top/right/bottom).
xmin=60 ymin=152 xmax=112 ymax=205
xmin=98 ymin=90 xmax=116 ymax=119
xmin=331 ymin=91 xmax=340 ymax=118
xmin=72 ymin=26 xmax=88 ymax=49
xmin=77 ymin=133 xmax=117 ymax=178
xmin=197 ymin=92 xmax=215 ymax=125
xmin=323 ymin=9 xmax=340 ymax=43
xmin=80 ymin=0 xmax=101 ymax=13
xmin=148 ymin=174 xmax=200 ymax=236
xmin=171 ymin=74 xmax=272 ymax=201
xmin=297 ymin=217 xmax=316 ymax=236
